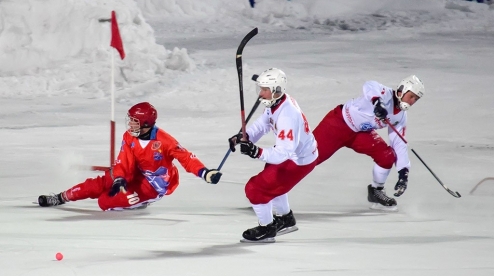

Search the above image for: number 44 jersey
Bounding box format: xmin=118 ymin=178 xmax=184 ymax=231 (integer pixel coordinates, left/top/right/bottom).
xmin=246 ymin=94 xmax=318 ymax=166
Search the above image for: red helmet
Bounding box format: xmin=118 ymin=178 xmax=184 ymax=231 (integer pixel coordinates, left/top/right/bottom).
xmin=126 ymin=102 xmax=157 ymax=137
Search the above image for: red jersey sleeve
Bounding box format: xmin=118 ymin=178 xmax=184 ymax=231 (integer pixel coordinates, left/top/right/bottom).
xmin=159 ymin=130 xmax=206 ymax=177
xmin=112 ymin=132 xmax=136 ymax=182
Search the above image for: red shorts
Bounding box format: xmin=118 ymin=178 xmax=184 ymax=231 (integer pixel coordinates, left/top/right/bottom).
xmin=245 ymin=159 xmax=316 ymax=205
xmin=313 ymin=105 xmax=395 ymax=169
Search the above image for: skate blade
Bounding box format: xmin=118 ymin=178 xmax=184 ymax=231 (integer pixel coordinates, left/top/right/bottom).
xmin=369 ymin=203 xmax=398 ymax=212
xmin=277 ymin=226 xmax=299 ymax=236
xmin=240 ymin=237 xmax=276 ymax=243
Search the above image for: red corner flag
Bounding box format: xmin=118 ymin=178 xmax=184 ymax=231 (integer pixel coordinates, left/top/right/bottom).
xmin=110 ymin=11 xmax=125 ymax=60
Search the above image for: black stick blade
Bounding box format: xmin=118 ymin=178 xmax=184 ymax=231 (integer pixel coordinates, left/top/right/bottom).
xmin=447 ymin=190 xmax=461 ymax=198
xmin=236 ymin=28 xmax=258 ymax=57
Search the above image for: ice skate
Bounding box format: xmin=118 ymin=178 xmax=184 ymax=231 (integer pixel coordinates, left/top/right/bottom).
xmin=274 ymin=210 xmax=298 ymax=236
xmin=367 ymin=185 xmax=398 ymax=212
xmin=240 ymin=221 xmax=277 ymax=243
xmin=38 ymin=193 xmax=65 ymax=207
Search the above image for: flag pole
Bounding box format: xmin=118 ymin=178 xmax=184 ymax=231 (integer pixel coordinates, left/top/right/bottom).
xmin=110 ymin=50 xmax=116 ymax=167
xmin=93 ymin=10 xmax=123 ymax=171
xmin=94 ymin=51 xmax=115 ymax=171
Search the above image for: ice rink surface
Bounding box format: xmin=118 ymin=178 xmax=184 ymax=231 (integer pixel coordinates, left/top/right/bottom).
xmin=1 ymin=1 xmax=493 ymax=275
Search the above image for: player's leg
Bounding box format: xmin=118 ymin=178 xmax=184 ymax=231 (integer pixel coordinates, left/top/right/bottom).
xmin=350 ymin=130 xmax=396 ymax=181
xmin=246 ymin=161 xmax=317 ymax=204
xmin=97 ymin=176 xmax=162 ymax=211
xmin=312 ymin=105 xmax=355 ymax=165
xmin=241 ymin=160 xmax=316 ymax=242
xmin=272 ymin=193 xmax=298 ymax=235
xmin=38 ymin=170 xmax=113 ymax=207
xmin=64 ymin=171 xmax=113 ymax=201
xmin=349 ymin=131 xmax=397 ymax=209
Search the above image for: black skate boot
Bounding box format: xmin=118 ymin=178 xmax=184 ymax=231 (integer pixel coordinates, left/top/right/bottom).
xmin=367 ymin=185 xmax=398 ymax=212
xmin=274 ymin=210 xmax=299 ymax=236
xmin=38 ymin=193 xmax=66 ymax=207
xmin=240 ymin=221 xmax=277 ymax=243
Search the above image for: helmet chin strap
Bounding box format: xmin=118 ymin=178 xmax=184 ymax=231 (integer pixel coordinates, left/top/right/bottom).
xmin=260 ymin=90 xmax=283 ymax=107
xmin=260 ymin=98 xmax=274 ymax=107
xmin=130 ymin=127 xmax=153 ymax=138
xmin=399 ymin=101 xmax=410 ymax=111
xmin=129 ymin=129 xmax=140 ymax=137
xmin=394 ymin=90 xmax=410 ymax=111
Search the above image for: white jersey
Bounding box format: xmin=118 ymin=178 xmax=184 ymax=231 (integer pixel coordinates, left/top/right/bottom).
xmin=246 ymin=94 xmax=318 ymax=166
xmin=342 ymin=81 xmax=410 ymax=171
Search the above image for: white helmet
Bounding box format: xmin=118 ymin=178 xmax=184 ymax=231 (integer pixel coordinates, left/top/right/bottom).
xmin=256 ymin=68 xmax=287 ymax=107
xmin=395 ymin=75 xmax=425 ymax=111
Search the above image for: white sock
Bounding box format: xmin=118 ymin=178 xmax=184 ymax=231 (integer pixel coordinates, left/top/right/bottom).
xmin=372 ymin=163 xmax=391 ymax=188
xmin=252 ymin=202 xmax=274 ymax=226
xmin=272 ymin=193 xmax=290 ymax=216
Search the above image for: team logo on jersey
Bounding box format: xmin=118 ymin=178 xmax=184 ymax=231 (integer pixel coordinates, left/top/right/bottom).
xmin=360 ymin=122 xmax=374 ymax=132
xmin=130 ymin=141 xmax=135 ymax=149
xmin=153 ymin=152 xmax=163 ymax=161
xmin=151 ymin=141 xmax=161 ymax=150
xmin=381 ymin=88 xmax=385 ymax=95
xmin=142 ymin=167 xmax=170 ymax=194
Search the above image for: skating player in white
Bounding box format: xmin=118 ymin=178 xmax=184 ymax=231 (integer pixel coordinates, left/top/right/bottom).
xmin=229 ymin=68 xmax=318 ymax=242
xmin=312 ymin=75 xmax=424 ymax=211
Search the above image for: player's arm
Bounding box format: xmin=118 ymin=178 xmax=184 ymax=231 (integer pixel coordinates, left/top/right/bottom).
xmin=387 ymin=116 xmax=410 ymax=197
xmin=363 ymin=81 xmax=394 ymax=120
xmin=228 ymin=110 xmax=270 ymax=152
xmin=387 ymin=116 xmax=410 ymax=171
xmin=108 ymin=134 xmax=136 ymax=196
xmin=167 ymin=135 xmax=222 ymax=184
xmin=363 ymin=81 xmax=388 ymax=102
xmin=240 ymin=113 xmax=300 ymax=164
xmin=246 ymin=110 xmax=270 ymax=143
xmin=112 ymin=134 xmax=136 ymax=182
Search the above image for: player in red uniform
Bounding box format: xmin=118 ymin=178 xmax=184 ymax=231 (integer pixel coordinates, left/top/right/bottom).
xmin=38 ymin=102 xmax=222 ymax=210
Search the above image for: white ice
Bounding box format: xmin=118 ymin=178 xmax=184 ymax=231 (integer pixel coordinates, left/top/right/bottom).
xmin=1 ymin=0 xmax=494 ymax=275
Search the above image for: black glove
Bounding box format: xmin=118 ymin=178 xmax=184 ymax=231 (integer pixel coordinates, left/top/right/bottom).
xmin=373 ymin=98 xmax=388 ymax=120
xmin=202 ymin=168 xmax=222 ymax=184
xmin=228 ymin=133 xmax=248 ymax=152
xmin=108 ymin=177 xmax=128 ymax=197
xmin=394 ymin=168 xmax=409 ymax=197
xmin=240 ymin=140 xmax=262 ymax=159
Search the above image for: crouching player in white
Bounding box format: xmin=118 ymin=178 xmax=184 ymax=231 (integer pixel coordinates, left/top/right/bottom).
xmin=313 ymin=75 xmax=424 ymax=211
xmin=229 ymin=68 xmax=318 ymax=243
